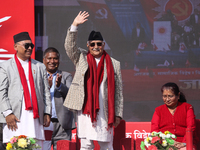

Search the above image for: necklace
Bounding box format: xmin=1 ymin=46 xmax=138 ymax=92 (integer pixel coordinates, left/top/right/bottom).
xmin=168 ymin=107 xmax=176 ymax=115
xmin=168 ymin=103 xmax=178 ymax=115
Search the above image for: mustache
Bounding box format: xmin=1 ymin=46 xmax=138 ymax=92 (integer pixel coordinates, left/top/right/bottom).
xmin=25 ymin=49 xmax=32 ymax=52
xmin=92 ymin=48 xmax=100 ymax=51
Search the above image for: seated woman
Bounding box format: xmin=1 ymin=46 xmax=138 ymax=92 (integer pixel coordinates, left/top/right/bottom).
xmin=151 ymin=82 xmax=198 ymax=150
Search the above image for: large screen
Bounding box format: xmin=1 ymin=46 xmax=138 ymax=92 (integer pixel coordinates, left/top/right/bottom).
xmin=34 ymin=0 xmax=200 ymax=121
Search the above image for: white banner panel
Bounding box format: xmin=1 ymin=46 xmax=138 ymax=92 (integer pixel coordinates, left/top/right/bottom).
xmin=153 ymin=21 xmax=171 ymax=51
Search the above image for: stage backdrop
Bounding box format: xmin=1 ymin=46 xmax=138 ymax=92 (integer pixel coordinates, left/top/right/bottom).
xmin=34 ymin=0 xmax=200 ymax=122
xmin=8 ymin=0 xmax=200 ymax=122
xmin=0 ymin=0 xmax=35 ymax=62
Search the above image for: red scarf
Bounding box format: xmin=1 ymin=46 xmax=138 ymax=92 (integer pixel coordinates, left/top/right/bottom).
xmin=83 ymin=51 xmax=115 ymax=127
xmin=14 ymin=54 xmax=39 ymax=119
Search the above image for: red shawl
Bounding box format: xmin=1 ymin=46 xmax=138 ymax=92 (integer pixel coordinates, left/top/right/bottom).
xmin=14 ymin=54 xmax=39 ymax=118
xmin=83 ymin=50 xmax=115 ymax=127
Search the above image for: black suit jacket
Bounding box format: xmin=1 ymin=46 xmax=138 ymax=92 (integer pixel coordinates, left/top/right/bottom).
xmin=131 ymin=27 xmax=145 ymax=42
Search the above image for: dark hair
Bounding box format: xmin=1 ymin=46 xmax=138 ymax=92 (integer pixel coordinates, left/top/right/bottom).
xmin=161 ymin=82 xmax=186 ymax=102
xmin=43 ymin=47 xmax=60 ymax=58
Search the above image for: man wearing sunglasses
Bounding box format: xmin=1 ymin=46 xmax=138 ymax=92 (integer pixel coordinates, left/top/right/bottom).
xmin=63 ymin=11 xmax=123 ymax=150
xmin=0 ymin=32 xmax=51 ymax=149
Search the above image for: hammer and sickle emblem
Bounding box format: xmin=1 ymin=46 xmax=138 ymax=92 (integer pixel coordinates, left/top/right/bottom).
xmin=172 ymin=1 xmax=188 ymax=16
xmin=95 ymin=8 xmax=108 ymax=19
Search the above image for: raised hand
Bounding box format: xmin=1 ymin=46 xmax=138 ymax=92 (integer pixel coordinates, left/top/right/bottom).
xmin=72 ymin=11 xmax=89 ymax=26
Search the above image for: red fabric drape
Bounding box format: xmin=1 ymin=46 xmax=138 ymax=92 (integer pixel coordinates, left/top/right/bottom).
xmin=83 ymin=51 xmax=115 ymax=127
xmin=14 ymin=54 xmax=39 ymax=118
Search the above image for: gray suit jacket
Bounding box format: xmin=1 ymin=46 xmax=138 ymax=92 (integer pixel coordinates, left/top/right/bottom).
xmin=63 ymin=28 xmax=123 ymax=122
xmin=54 ymin=70 xmax=75 ymax=130
xmin=0 ymin=58 xmax=51 ymax=124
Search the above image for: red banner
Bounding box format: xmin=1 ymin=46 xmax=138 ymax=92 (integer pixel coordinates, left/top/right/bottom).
xmin=71 ymin=122 xmax=151 ymax=142
xmin=0 ymin=0 xmax=35 ymax=61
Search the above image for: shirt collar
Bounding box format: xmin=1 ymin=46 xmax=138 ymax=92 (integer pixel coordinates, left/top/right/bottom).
xmin=17 ymin=57 xmax=29 ymax=65
xmin=47 ymin=71 xmax=58 ymax=77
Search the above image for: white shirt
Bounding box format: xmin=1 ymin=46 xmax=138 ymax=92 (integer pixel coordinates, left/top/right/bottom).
xmin=44 ymin=72 xmax=62 ymax=132
xmin=137 ymin=28 xmax=140 ymax=37
xmin=3 ymin=57 xmax=45 ymax=143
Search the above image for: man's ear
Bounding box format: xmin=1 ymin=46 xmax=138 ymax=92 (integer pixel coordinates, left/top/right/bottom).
xmin=87 ymin=42 xmax=89 ymax=48
xmin=14 ymin=43 xmax=17 ymax=51
xmin=102 ymin=42 xmax=105 ymax=49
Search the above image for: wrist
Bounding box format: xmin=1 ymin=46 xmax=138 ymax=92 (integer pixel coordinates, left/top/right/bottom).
xmin=72 ymin=21 xmax=79 ymax=26
xmin=3 ymin=110 xmax=13 ymax=117
xmin=44 ymin=113 xmax=51 ymax=117
xmin=70 ymin=24 xmax=78 ymax=32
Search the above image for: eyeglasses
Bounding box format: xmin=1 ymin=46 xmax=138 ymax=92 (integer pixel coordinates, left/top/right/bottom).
xmin=24 ymin=43 xmax=34 ymax=49
xmin=18 ymin=43 xmax=34 ymax=49
xmin=89 ymin=42 xmax=103 ymax=47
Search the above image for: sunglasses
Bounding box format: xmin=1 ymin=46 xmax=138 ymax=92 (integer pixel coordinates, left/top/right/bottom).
xmin=23 ymin=43 xmax=34 ymax=49
xmin=89 ymin=42 xmax=103 ymax=47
